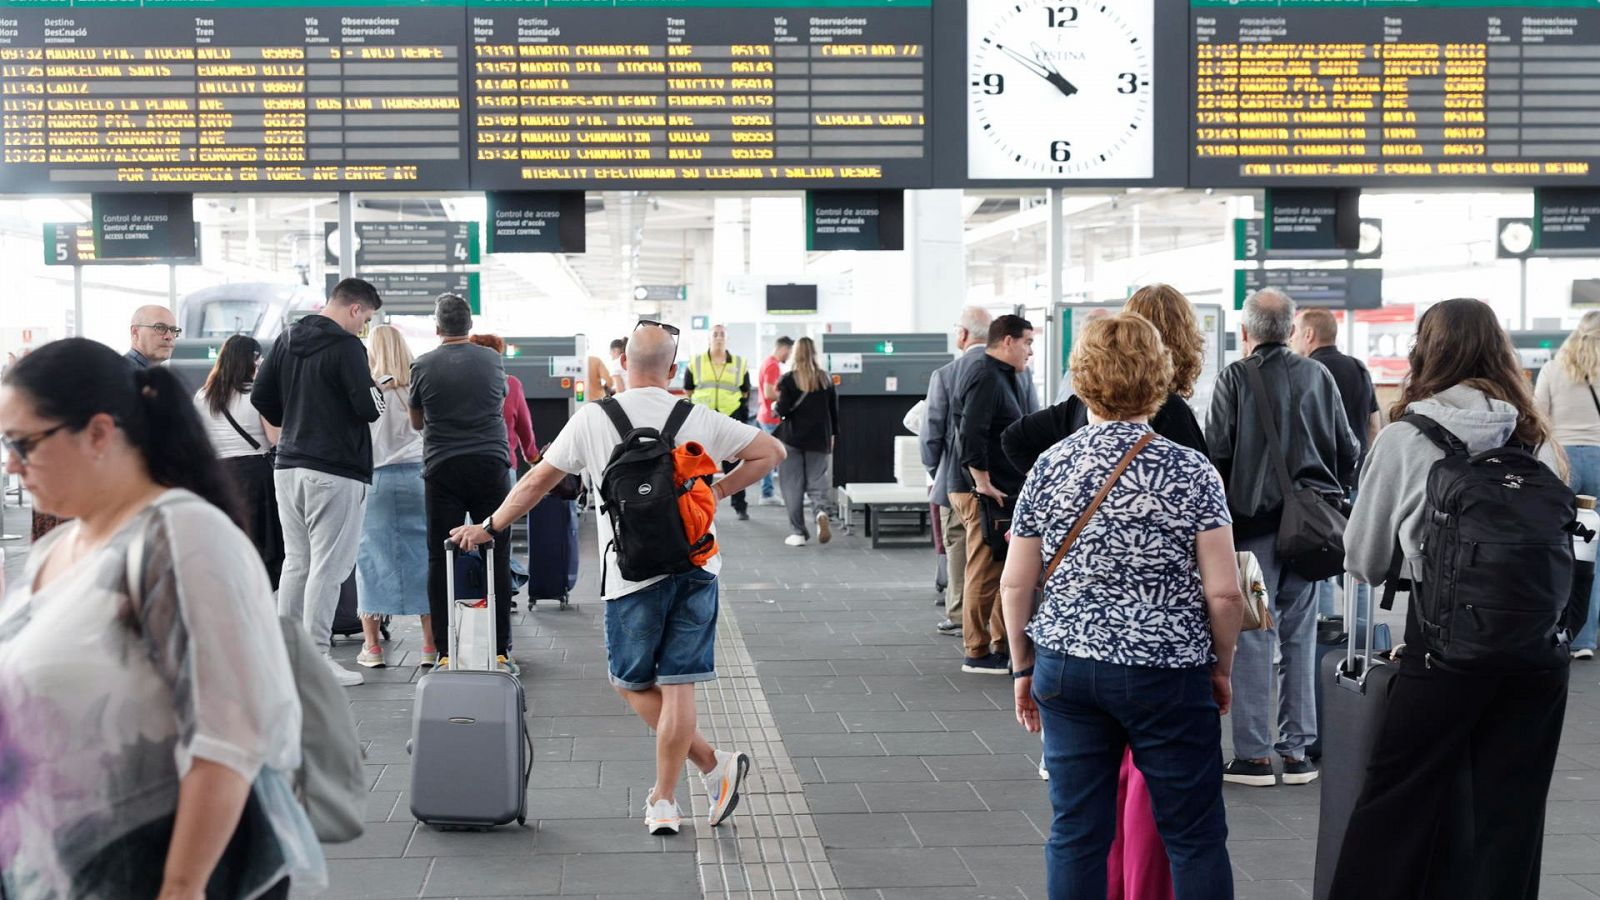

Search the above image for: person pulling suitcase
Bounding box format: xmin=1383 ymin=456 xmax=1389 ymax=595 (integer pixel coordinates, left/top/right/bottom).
xmin=450 ymin=322 xmax=785 ymax=835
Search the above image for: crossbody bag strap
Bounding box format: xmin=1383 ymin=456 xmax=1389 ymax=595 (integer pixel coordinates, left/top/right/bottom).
xmin=1037 ymin=431 xmax=1154 ymax=592
xmin=219 ymin=404 xmax=262 ymax=452
xmin=1243 ymin=357 xmax=1297 ymax=500
xmin=1587 ymin=379 xmax=1600 ymax=422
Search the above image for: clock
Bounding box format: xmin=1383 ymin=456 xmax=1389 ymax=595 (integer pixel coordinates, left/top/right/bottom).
xmin=967 ymin=0 xmax=1155 ymax=181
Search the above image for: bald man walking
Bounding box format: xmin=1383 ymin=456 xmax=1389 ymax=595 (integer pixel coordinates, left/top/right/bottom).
xmin=125 ymin=304 xmax=179 ymax=369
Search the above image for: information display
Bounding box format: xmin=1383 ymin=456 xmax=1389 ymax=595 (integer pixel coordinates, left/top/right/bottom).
xmin=1191 ymin=0 xmax=1600 ymax=186
xmin=0 ymin=0 xmax=469 ymax=192
xmin=466 ymin=0 xmax=931 ymax=189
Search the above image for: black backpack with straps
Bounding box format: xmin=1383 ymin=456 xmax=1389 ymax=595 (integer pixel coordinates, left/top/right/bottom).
xmin=1386 ymin=413 xmax=1579 ymax=670
xmin=595 ymin=398 xmax=700 ymax=592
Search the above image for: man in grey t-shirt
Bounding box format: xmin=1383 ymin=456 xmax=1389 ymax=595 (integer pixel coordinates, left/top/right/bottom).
xmin=409 ymin=293 xmax=514 ymax=669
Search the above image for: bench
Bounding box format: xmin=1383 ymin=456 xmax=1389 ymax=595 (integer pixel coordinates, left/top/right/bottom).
xmin=837 ymin=483 xmax=933 ymax=548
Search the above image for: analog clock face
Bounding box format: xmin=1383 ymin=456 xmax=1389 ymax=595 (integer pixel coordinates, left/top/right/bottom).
xmin=967 ymin=0 xmax=1155 ymax=181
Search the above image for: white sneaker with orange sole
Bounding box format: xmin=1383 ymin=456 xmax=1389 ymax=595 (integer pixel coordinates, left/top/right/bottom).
xmin=644 ymin=793 xmax=683 ymax=835
xmin=703 ymin=748 xmax=753 ymax=827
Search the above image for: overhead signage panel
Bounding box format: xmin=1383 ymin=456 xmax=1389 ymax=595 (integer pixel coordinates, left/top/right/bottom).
xmin=326 ymin=271 xmax=479 ymax=315
xmin=324 ymin=221 xmax=479 ymax=267
xmin=466 ymin=0 xmax=933 ymax=190
xmin=1235 ymin=268 xmax=1384 ymax=310
xmin=1190 ymin=0 xmax=1600 ymax=187
xmin=485 ymin=191 xmax=586 ymax=254
xmin=92 ymin=192 xmax=198 ymax=259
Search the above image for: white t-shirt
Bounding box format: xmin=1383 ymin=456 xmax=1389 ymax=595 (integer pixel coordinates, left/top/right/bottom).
xmin=193 ymin=389 xmax=270 ymax=459
xmin=542 ymin=386 xmax=758 ymax=599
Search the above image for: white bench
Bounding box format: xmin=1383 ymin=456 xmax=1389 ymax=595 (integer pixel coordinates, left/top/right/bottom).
xmin=838 ymin=483 xmax=933 ymax=548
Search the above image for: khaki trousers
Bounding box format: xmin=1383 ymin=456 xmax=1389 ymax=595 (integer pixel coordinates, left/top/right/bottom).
xmin=941 ymin=504 xmax=966 ymax=621
xmin=950 ymin=491 xmax=1007 ymax=659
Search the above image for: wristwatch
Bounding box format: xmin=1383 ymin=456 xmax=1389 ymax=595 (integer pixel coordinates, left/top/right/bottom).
xmin=479 ymin=514 xmax=500 ymax=538
xmin=1011 ymin=666 xmax=1034 ymax=680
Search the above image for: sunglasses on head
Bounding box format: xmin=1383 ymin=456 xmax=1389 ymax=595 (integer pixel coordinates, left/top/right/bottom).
xmin=635 ymin=319 xmax=680 ymax=338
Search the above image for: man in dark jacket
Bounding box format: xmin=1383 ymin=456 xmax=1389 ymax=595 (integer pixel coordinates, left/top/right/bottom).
xmin=252 ymin=277 xmax=385 ymax=686
xmin=950 ymin=314 xmax=1034 ymax=675
xmin=1207 ymin=288 xmax=1358 ymax=787
xmin=921 ymin=305 xmax=992 ymax=636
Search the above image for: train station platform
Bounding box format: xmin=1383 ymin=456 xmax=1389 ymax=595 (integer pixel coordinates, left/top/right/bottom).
xmin=10 ymin=502 xmax=1600 ymax=899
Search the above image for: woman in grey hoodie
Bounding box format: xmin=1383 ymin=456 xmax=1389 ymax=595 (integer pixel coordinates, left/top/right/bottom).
xmin=1329 ymin=298 xmax=1568 ymax=900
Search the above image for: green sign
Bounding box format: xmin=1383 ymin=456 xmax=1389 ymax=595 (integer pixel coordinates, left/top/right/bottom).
xmin=324 ymin=272 xmax=480 ymax=315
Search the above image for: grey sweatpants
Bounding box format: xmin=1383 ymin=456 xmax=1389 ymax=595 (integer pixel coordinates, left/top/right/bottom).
xmin=780 ymin=447 xmax=836 ymax=538
xmin=275 ymin=467 xmax=367 ymax=654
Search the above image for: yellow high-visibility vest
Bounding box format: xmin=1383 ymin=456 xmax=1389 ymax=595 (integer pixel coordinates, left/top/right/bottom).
xmin=689 ymin=352 xmax=747 ymax=416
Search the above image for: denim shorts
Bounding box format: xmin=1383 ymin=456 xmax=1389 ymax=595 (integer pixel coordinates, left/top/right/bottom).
xmin=604 ymin=568 xmax=719 ymax=690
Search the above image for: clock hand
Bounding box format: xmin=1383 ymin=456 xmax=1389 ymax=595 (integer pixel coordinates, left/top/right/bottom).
xmin=996 ymin=43 xmax=1052 ymax=80
xmin=1028 ymin=42 xmax=1079 ymax=97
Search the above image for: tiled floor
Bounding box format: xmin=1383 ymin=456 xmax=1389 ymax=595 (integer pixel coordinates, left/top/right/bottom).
xmin=10 ymin=496 xmax=1600 ymax=898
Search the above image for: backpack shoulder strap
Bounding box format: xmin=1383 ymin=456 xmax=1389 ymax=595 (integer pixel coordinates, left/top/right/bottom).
xmin=662 ymin=399 xmax=694 ymax=443
xmin=1400 ymin=413 xmax=1470 ymax=458
xmin=598 ymin=397 xmax=635 ymax=440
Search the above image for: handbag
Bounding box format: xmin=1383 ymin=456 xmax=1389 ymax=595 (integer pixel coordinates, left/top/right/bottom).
xmin=979 ymin=493 xmax=1013 ymax=561
xmin=1244 ymin=359 xmax=1348 ymax=581
xmin=1035 ymin=432 xmax=1154 ymax=599
xmin=1235 ymin=551 xmax=1273 ymax=631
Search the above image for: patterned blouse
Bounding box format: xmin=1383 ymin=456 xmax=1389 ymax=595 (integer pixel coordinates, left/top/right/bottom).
xmin=0 ymin=490 xmax=325 ymax=899
xmin=1013 ymin=422 xmax=1231 ymax=668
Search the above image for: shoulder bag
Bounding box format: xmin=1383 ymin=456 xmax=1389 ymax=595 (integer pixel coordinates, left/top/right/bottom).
xmin=219 ymin=402 xmax=268 ymax=458
xmin=1244 ymin=358 xmax=1349 ymax=581
xmin=1034 ymin=432 xmax=1154 ymax=601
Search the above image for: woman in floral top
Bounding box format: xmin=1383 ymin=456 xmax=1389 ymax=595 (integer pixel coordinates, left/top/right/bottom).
xmin=0 ymin=338 xmax=324 ymax=899
xmin=999 ymin=315 xmax=1244 ymax=900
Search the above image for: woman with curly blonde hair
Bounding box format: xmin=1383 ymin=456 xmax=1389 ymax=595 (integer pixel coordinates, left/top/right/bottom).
xmin=1537 ymin=309 xmax=1600 ymax=657
xmin=1002 ymin=285 xmax=1208 ymax=475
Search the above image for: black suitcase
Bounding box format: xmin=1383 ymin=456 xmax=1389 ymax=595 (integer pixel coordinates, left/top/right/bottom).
xmin=526 ymin=493 xmax=577 ymax=610
xmin=1308 ymin=607 xmax=1391 ymax=761
xmin=330 ymin=568 xmax=389 ymax=643
xmin=1312 ymin=581 xmax=1399 ymax=900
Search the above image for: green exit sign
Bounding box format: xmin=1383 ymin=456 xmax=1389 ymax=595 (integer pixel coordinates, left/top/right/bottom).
xmin=691 ymin=315 xmax=710 ymax=330
xmin=874 ymin=341 xmax=896 ymax=354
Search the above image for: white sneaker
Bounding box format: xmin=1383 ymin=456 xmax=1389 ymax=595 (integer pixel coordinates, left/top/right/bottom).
xmin=356 ymin=645 xmax=385 ymax=668
xmin=757 ymin=496 xmax=783 ymax=507
xmin=1039 ymin=760 xmax=1049 ymax=781
xmin=1575 ymin=648 xmax=1595 ymax=660
xmin=644 ymin=793 xmax=682 ymax=835
xmin=324 ymin=654 xmax=364 ymax=687
xmin=784 ymin=534 xmax=807 ymax=547
xmin=815 ymin=511 xmax=831 ymax=545
xmin=703 ymin=749 xmax=752 ymax=827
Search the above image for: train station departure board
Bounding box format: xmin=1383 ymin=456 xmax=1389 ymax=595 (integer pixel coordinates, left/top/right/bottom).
xmin=0 ymin=0 xmax=468 ymax=192
xmin=466 ymin=0 xmax=931 ymax=189
xmin=1190 ymin=0 xmax=1600 ymax=186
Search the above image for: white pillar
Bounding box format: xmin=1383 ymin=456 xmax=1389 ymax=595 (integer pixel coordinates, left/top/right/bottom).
xmin=907 ymin=189 xmax=966 ymax=333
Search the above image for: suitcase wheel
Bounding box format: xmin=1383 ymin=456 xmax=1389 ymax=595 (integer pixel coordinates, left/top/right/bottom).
xmin=517 ymin=814 xmax=526 ymax=826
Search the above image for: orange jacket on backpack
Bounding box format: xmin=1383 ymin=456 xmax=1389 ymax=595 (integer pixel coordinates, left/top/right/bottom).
xmin=673 ymin=441 xmax=720 ymax=567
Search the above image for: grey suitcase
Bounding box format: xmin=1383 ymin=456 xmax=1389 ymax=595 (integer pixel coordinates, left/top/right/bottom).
xmin=1312 ymin=575 xmax=1398 ymax=900
xmin=409 ymin=542 xmax=530 ymax=829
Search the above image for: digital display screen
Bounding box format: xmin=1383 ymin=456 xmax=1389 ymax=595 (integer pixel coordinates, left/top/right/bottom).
xmin=1190 ymin=0 xmax=1600 ymax=186
xmin=466 ymin=0 xmax=931 ymax=189
xmin=0 ymin=0 xmax=469 ymax=192
xmin=766 ymin=282 xmax=817 ymax=315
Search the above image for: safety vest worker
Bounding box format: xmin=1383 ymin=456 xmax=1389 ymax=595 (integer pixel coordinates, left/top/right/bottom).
xmin=687 ymin=325 xmax=750 ymax=420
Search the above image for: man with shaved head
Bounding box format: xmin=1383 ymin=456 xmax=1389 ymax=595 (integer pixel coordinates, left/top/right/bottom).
xmin=125 ymin=304 xmax=179 ymax=369
xmin=451 ymin=320 xmax=784 ymax=839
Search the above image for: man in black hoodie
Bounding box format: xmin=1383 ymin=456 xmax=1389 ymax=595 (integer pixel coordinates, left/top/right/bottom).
xmin=252 ymin=277 xmax=385 ymax=687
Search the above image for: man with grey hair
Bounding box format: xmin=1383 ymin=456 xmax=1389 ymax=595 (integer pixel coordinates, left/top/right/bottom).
xmin=409 ymin=292 xmax=516 ymax=671
xmin=125 ymin=303 xmax=179 ymax=369
xmin=920 ymin=305 xmax=993 ymax=634
xmin=1207 ymin=289 xmax=1358 ymax=788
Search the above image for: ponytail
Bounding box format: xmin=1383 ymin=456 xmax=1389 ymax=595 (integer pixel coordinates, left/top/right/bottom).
xmin=129 ymin=366 xmax=245 ymax=529
xmin=3 ymin=338 xmax=245 ymax=529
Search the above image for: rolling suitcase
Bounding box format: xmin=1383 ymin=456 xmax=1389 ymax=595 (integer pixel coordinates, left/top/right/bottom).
xmin=408 ymin=541 xmax=531 ymax=829
xmin=1312 ymin=575 xmax=1399 ymax=900
xmin=526 ymin=493 xmax=577 ymax=610
xmin=1308 ymin=576 xmax=1390 ymax=762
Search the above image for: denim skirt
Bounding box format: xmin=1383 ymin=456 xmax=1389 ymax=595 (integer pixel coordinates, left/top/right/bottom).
xmin=355 ymin=462 xmax=430 ymax=617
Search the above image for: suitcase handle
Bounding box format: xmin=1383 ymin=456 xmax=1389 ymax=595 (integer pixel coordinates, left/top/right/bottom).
xmin=1339 ymin=571 xmax=1384 ymax=692
xmin=444 ymin=538 xmax=498 ymax=672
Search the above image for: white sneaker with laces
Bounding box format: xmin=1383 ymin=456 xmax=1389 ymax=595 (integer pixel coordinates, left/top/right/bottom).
xmin=703 ymin=748 xmax=752 ymax=827
xmin=644 ymin=793 xmax=682 ymax=835
xmin=1574 ymin=648 xmax=1595 ymax=660
xmin=784 ymin=534 xmax=807 ymax=547
xmin=323 ymin=653 xmax=364 ymax=687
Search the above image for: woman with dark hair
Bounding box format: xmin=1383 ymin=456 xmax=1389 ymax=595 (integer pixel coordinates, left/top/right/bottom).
xmin=195 ymin=333 xmax=284 ymax=586
xmin=1330 ymin=298 xmax=1568 ymax=899
xmin=1003 ymin=284 xmax=1208 ymax=475
xmin=0 ymin=338 xmax=324 ymax=898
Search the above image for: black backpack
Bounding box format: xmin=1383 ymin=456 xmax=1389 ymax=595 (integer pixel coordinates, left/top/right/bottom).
xmin=1384 ymin=413 xmax=1578 ymax=670
xmin=596 ymin=398 xmax=701 ymax=593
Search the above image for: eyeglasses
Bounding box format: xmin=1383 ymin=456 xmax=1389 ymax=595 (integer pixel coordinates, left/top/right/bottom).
xmin=2 ymin=423 xmax=70 ymax=466
xmin=135 ymin=323 xmax=182 ymax=337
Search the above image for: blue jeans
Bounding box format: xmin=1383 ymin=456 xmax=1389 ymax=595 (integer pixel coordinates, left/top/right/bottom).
xmin=1569 ymin=445 xmax=1600 ymax=650
xmin=1034 ymin=648 xmax=1233 ymax=900
xmin=1232 ymin=532 xmax=1318 ymax=761
xmin=1315 ymin=578 xmax=1371 ymax=635
xmin=758 ymin=421 xmax=778 ymax=497
xmin=604 ymin=569 xmax=719 ymax=690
